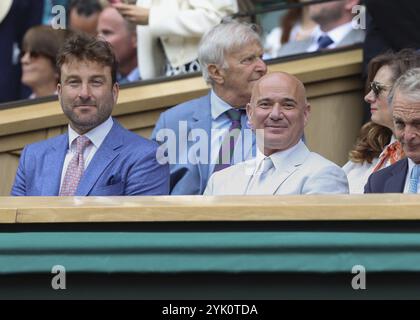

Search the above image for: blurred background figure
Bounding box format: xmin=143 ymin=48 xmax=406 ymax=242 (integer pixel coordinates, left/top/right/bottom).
xmin=264 ymin=0 xmax=317 ymax=59
xmin=112 ymin=0 xmax=238 ymax=79
xmin=97 ymin=5 xmax=140 ymax=83
xmin=20 ymin=25 xmax=68 ymax=99
xmin=343 ymin=49 xmax=420 ymax=193
xmin=277 ymin=0 xmax=364 ymax=57
xmin=42 ymin=0 xmax=69 ymax=25
xmin=68 ymin=0 xmax=103 ymax=36
xmin=0 ymin=0 xmax=43 ymax=103
xmin=363 ymin=0 xmax=420 ymax=72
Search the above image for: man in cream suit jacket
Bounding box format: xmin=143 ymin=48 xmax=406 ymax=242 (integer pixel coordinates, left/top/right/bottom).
xmin=204 ymin=72 xmax=349 ymax=195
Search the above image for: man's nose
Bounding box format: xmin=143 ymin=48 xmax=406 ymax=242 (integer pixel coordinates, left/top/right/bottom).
xmin=78 ymin=83 xmax=91 ymax=99
xmin=404 ymin=125 xmax=418 ymax=141
xmin=269 ymin=104 xmax=282 ymax=119
xmin=255 ymin=57 xmax=267 ymax=74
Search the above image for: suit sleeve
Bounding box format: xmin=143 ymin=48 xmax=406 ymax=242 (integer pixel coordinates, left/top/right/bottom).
xmin=10 ymin=146 xmax=28 ymax=196
xmin=364 ymin=174 xmax=373 ymax=193
xmin=151 ymin=111 xmax=166 ymax=142
xmin=302 ymin=165 xmax=349 ymax=194
xmin=125 ymin=144 xmax=170 ymax=195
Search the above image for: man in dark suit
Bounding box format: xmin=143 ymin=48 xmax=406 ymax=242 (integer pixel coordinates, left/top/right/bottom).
xmin=11 ymin=33 xmax=169 ymax=196
xmin=365 ymin=68 xmax=420 ymax=194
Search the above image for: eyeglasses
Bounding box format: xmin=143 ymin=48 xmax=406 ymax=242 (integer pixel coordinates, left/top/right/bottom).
xmin=20 ymin=50 xmax=43 ymax=60
xmin=370 ymin=81 xmax=391 ymax=98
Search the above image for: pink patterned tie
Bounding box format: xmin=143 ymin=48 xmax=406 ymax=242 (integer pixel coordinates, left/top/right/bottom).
xmin=59 ymin=135 xmax=91 ymax=196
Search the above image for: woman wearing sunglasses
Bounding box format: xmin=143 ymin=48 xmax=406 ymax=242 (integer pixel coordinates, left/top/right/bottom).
xmin=20 ymin=25 xmax=68 ymax=99
xmin=343 ymin=49 xmax=420 ymax=193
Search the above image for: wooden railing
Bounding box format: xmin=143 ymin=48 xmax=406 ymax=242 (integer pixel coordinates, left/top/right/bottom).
xmin=1 ymin=194 xmax=419 ymax=223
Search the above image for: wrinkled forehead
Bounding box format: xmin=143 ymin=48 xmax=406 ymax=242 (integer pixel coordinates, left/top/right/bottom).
xmin=392 ymin=90 xmax=420 ymax=117
xmin=226 ymin=40 xmax=262 ymax=57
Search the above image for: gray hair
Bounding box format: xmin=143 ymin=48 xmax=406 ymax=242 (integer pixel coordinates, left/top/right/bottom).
xmin=198 ymin=20 xmax=262 ymax=85
xmin=389 ymin=68 xmax=420 ymax=106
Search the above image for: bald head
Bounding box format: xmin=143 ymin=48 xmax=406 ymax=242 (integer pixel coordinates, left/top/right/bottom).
xmin=246 ymin=72 xmax=310 ymax=155
xmin=250 ymin=72 xmax=307 ymax=107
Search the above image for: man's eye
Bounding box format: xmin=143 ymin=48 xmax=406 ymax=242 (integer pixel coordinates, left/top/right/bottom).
xmin=395 ymin=121 xmax=404 ymax=128
xmin=241 ymin=56 xmax=255 ymax=64
xmin=92 ymin=80 xmax=103 ymax=86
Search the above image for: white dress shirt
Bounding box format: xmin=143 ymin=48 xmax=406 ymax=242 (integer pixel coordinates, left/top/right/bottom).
xmin=306 ymin=22 xmax=354 ymax=52
xmin=59 ymin=117 xmax=113 ymax=192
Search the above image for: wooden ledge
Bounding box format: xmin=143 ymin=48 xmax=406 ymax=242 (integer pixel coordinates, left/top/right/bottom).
xmin=0 ymin=193 xmax=419 ymax=223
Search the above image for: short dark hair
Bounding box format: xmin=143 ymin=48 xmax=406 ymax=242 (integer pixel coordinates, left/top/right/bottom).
xmin=57 ymin=32 xmax=118 ymax=84
xmin=69 ymin=0 xmax=102 ymax=16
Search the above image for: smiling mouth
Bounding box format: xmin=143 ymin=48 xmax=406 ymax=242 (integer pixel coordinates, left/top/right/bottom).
xmin=74 ymin=104 xmax=96 ymax=108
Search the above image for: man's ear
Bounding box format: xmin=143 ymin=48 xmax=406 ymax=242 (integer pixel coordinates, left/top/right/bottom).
xmin=112 ymin=82 xmax=119 ymax=105
xmin=57 ymin=83 xmax=62 ymax=102
xmin=303 ymin=103 xmax=311 ymax=127
xmin=246 ymin=102 xmax=254 ymax=129
xmin=207 ymin=64 xmax=225 ymax=85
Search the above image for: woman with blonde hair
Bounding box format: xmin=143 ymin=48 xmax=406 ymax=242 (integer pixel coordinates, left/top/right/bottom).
xmin=343 ymin=49 xmax=420 ymax=193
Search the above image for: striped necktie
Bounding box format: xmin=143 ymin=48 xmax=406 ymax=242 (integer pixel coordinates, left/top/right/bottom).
xmin=213 ymin=108 xmax=244 ymax=173
xmin=59 ymin=135 xmax=91 ymax=196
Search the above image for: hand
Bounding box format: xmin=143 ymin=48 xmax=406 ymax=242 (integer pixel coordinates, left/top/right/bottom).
xmin=112 ymin=3 xmax=150 ymax=25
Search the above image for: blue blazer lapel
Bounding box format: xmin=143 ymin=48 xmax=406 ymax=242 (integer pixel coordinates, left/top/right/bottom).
xmin=75 ymin=122 xmax=123 ymax=196
xmin=384 ymin=159 xmax=408 ymax=193
xmin=41 ymin=134 xmax=68 ymax=195
xmin=190 ymin=93 xmax=212 ymax=192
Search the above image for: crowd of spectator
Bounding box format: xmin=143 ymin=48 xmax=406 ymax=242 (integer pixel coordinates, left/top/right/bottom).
xmin=2 ymin=0 xmax=420 ymax=197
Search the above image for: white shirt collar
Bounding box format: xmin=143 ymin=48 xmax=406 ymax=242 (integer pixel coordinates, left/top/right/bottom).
xmin=67 ymin=117 xmax=114 ymax=150
xmin=254 ymin=140 xmax=303 ymax=174
xmin=313 ymin=22 xmax=354 ymax=47
xmin=211 ymin=90 xmax=236 ymax=120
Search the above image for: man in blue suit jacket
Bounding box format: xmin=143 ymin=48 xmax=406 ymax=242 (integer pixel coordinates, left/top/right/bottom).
xmin=11 ymin=33 xmax=169 ymax=196
xmin=151 ymin=21 xmax=267 ymax=194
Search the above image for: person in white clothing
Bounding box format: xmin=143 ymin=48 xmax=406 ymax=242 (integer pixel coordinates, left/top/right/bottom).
xmin=343 ymin=49 xmax=420 ymax=193
xmin=204 ymin=72 xmax=349 ymax=195
xmin=112 ymin=0 xmax=238 ymax=79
